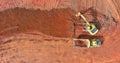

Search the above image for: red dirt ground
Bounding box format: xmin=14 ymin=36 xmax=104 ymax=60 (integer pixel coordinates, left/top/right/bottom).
xmin=0 ymin=0 xmax=120 ymax=63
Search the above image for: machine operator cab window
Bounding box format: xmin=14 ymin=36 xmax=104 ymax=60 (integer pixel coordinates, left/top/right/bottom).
xmin=86 ymin=24 xmax=98 ymax=35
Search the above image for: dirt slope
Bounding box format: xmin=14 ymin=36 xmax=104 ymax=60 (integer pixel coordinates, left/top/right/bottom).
xmin=0 ymin=0 xmax=120 ymax=63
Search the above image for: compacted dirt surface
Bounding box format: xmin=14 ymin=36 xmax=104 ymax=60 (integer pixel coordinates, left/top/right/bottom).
xmin=0 ymin=0 xmax=120 ymax=63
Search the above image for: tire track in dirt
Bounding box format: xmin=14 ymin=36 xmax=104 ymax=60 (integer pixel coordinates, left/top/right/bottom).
xmin=0 ymin=32 xmax=71 ymax=63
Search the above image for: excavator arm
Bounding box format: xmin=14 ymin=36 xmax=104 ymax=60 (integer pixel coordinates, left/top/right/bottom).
xmin=75 ymin=12 xmax=90 ymax=26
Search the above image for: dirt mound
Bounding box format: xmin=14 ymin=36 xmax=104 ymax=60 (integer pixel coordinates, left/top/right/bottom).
xmin=0 ymin=8 xmax=76 ymax=38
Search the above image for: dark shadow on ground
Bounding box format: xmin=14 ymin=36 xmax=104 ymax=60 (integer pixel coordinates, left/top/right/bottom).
xmin=77 ymin=34 xmax=104 ymax=44
xmin=80 ymin=7 xmax=102 ymax=30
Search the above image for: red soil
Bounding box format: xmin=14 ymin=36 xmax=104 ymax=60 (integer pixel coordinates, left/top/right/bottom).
xmin=0 ymin=8 xmax=75 ymax=38
xmin=0 ymin=0 xmax=120 ymax=63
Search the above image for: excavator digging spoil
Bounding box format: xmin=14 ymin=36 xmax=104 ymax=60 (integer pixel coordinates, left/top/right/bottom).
xmin=0 ymin=0 xmax=120 ymax=63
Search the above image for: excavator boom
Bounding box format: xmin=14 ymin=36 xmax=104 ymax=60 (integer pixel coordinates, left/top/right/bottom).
xmin=76 ymin=12 xmax=90 ymax=26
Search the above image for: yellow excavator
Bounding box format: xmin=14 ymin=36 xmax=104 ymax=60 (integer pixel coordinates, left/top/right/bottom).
xmin=76 ymin=12 xmax=98 ymax=35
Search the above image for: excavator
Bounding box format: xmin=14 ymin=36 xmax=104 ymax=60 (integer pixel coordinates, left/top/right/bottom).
xmin=73 ymin=38 xmax=102 ymax=48
xmin=73 ymin=12 xmax=101 ymax=48
xmin=76 ymin=12 xmax=98 ymax=35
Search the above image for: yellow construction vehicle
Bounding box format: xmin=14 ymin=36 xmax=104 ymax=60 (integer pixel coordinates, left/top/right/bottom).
xmin=73 ymin=38 xmax=102 ymax=48
xmin=76 ymin=12 xmax=98 ymax=35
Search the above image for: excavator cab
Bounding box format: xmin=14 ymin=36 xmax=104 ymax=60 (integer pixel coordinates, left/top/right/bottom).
xmin=86 ymin=23 xmax=98 ymax=35
xmin=89 ymin=39 xmax=101 ymax=48
xmin=76 ymin=12 xmax=98 ymax=35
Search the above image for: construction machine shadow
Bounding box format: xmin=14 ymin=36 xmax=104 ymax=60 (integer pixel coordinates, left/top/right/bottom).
xmin=80 ymin=7 xmax=102 ymax=30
